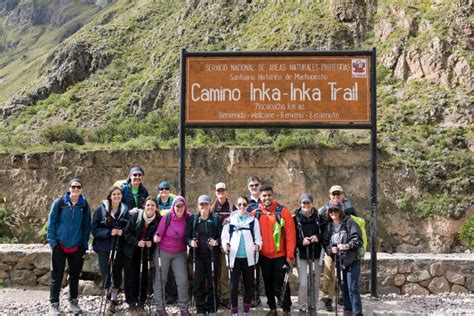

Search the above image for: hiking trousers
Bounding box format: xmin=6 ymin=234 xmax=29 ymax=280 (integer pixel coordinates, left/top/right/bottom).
xmin=230 ymin=257 xmax=255 ymax=308
xmin=49 ymin=245 xmax=85 ymax=303
xmin=194 ymin=255 xmax=219 ymax=313
xmin=297 ymin=258 xmax=321 ymax=312
xmin=320 ymin=253 xmax=335 ymax=301
xmin=259 ymin=255 xmax=291 ymax=312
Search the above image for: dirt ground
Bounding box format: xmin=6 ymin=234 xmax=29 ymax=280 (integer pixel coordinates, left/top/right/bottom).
xmin=1 ymin=287 xmax=474 ymax=315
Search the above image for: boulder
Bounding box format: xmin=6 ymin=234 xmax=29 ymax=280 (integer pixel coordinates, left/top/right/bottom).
xmin=401 ymin=283 xmax=429 ymax=295
xmin=428 ymin=276 xmax=450 ymax=294
xmin=0 ymin=269 xmax=9 ymax=279
xmin=446 ymin=270 xmax=465 ymax=285
xmin=79 ymin=280 xmax=102 ymax=296
xmin=407 ymin=270 xmax=431 ymax=282
xmin=451 ymin=284 xmax=468 ymax=294
xmin=37 ymin=271 xmax=51 ymax=286
xmin=10 ymin=269 xmax=36 ymax=286
xmin=398 ymin=262 xmax=415 ymax=274
xmin=394 ymin=274 xmax=406 ymax=287
xmin=429 ymin=261 xmax=446 ymax=277
xmin=15 ymin=262 xmax=34 ymax=270
xmin=466 ymin=276 xmax=474 ymax=292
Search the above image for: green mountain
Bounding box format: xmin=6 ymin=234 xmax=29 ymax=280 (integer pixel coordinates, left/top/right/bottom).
xmin=0 ymin=0 xmax=472 ymax=220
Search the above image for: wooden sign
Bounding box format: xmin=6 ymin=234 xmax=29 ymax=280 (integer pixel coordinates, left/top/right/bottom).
xmin=185 ymin=55 xmax=372 ymax=126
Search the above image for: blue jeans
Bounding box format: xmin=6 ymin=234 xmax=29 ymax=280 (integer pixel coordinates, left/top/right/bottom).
xmin=342 ymin=260 xmax=363 ymax=316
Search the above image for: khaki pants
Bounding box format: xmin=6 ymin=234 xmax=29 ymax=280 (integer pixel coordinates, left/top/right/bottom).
xmin=218 ymin=252 xmax=230 ymax=298
xmin=319 ymin=253 xmax=335 ymax=302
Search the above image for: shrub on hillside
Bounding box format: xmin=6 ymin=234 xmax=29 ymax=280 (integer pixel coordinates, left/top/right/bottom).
xmin=459 ymin=217 xmax=474 ymax=250
xmin=40 ymin=124 xmax=85 ymax=145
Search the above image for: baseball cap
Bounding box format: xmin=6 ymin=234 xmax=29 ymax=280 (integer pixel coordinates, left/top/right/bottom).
xmin=300 ymin=194 xmax=313 ymax=203
xmin=198 ymin=195 xmax=211 ymax=204
xmin=328 ymin=201 xmax=342 ymax=211
xmin=215 ymin=182 xmax=227 ymax=190
xmin=329 ymin=185 xmax=343 ymax=193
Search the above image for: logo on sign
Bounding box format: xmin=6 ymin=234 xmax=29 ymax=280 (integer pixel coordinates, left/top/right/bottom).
xmin=352 ymin=59 xmax=367 ymax=78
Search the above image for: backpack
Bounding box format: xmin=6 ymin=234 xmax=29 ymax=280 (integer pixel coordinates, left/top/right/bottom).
xmin=350 ymin=215 xmax=367 ymax=258
xmin=255 ymin=204 xmax=283 ymax=225
xmin=191 ymin=213 xmax=219 ymax=239
xmin=229 ymin=218 xmax=255 ymax=243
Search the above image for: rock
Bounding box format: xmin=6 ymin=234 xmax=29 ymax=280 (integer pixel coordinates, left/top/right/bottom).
xmin=15 ymin=262 xmax=34 ymax=270
xmin=428 ymin=276 xmax=450 ymax=294
xmin=466 ymin=276 xmax=474 ymax=292
xmin=0 ymin=269 xmax=9 ymax=278
xmin=79 ymin=280 xmax=102 ymax=296
xmin=379 ymin=286 xmax=401 ymax=295
xmin=0 ymin=262 xmax=12 ymax=271
xmin=37 ymin=271 xmax=51 ymax=286
xmin=451 ymin=284 xmax=468 ymax=294
xmin=10 ymin=269 xmax=36 ymax=286
xmin=394 ymin=273 xmax=406 ymax=287
xmin=446 ymin=271 xmax=465 ymax=285
xmin=407 ymin=270 xmax=431 ymax=282
xmin=430 ymin=261 xmax=446 ymax=277
xmin=32 ymin=268 xmax=49 ymax=276
xmin=396 ymin=243 xmax=424 ymax=253
xmin=401 ymin=283 xmax=429 ymax=295
xmin=25 ymin=155 xmax=41 ymax=169
xmin=34 ymin=253 xmax=52 ymax=270
xmin=398 ymin=263 xmax=415 ymax=274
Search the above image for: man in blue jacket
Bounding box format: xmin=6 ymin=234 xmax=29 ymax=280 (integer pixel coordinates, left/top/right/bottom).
xmin=47 ymin=178 xmax=91 ymax=315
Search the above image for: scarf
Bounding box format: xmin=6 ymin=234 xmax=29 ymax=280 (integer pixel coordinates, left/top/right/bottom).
xmin=142 ymin=210 xmax=156 ymax=225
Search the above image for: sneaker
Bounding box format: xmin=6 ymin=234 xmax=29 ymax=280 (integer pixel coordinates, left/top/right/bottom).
xmin=266 ymin=309 xmax=278 ymax=316
xmin=250 ymin=296 xmax=261 ymax=307
xmin=50 ymin=302 xmax=60 ymax=316
xmin=324 ymin=299 xmax=334 ymax=312
xmin=69 ymin=299 xmax=82 ymax=314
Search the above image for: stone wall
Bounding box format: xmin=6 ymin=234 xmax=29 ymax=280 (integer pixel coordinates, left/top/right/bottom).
xmin=1 ymin=245 xmax=473 ymax=296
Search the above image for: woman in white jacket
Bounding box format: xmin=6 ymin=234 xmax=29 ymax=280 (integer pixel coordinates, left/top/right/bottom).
xmin=221 ymin=196 xmax=262 ymax=316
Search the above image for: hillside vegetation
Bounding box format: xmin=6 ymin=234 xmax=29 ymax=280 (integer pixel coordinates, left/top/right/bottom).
xmin=0 ymin=0 xmax=472 ymax=222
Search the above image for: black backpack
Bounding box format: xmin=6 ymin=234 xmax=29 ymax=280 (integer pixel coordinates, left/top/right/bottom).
xmin=229 ymin=218 xmax=256 ymax=243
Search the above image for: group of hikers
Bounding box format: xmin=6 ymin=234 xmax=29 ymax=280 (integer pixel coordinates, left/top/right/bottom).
xmin=46 ymin=166 xmax=364 ymax=316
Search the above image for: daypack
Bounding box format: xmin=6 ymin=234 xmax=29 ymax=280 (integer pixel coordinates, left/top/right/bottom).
xmin=190 ymin=213 xmax=219 ymax=239
xmin=229 ymin=218 xmax=255 ymax=243
xmin=255 ymin=204 xmax=283 ymax=225
xmin=350 ymin=215 xmax=367 ymax=258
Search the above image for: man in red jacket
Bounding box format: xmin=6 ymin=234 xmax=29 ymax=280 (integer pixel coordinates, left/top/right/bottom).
xmin=251 ymin=185 xmax=296 ymax=316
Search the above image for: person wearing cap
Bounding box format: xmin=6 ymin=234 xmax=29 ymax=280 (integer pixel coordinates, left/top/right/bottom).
xmin=47 ymin=178 xmax=91 ymax=315
xmin=210 ymin=182 xmax=237 ymax=308
xmin=251 ymin=184 xmax=296 ymax=316
xmin=121 ymin=166 xmax=149 ymax=215
xmin=153 ymin=196 xmax=192 ymax=316
xmin=156 ymin=181 xmax=176 ymax=216
xmin=185 ymin=195 xmax=222 ymax=316
xmin=221 ymin=196 xmax=262 ymax=316
xmin=155 ymin=180 xmax=178 ymax=305
xmin=293 ymin=194 xmax=322 ymax=315
xmin=319 ymin=185 xmax=357 ymax=311
xmin=322 ymin=201 xmax=363 ymax=316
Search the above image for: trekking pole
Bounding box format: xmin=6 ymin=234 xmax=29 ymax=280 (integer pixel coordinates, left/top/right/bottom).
xmin=226 ymin=248 xmax=233 ymax=310
xmin=279 ymin=264 xmax=289 ymax=308
xmin=306 ymin=243 xmax=313 ymax=316
xmin=192 ymin=237 xmax=197 ymax=308
xmin=99 ymin=234 xmax=118 ymax=316
xmin=253 ymin=245 xmax=258 ymax=305
xmin=209 ymin=241 xmax=217 ymax=314
xmin=333 ymin=244 xmax=340 ymax=316
xmin=138 ymin=241 xmax=145 ymax=311
xmin=156 ymin=241 xmax=165 ymax=311
xmin=146 ymin=246 xmax=153 ymax=316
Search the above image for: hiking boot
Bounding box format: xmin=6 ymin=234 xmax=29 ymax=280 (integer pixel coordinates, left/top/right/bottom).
xmin=250 ymin=296 xmax=261 ymax=307
xmin=69 ymin=299 xmax=82 ymax=314
xmin=324 ymin=299 xmax=334 ymax=312
xmin=107 ymin=300 xmax=117 ymax=313
xmin=283 ymin=311 xmax=291 ymax=316
xmin=266 ymin=309 xmax=278 ymax=316
xmin=157 ymin=309 xmax=169 ymax=316
xmin=50 ymin=302 xmax=60 ymax=316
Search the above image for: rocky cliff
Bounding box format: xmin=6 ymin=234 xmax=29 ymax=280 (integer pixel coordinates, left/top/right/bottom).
xmin=0 ymin=147 xmax=472 ymax=253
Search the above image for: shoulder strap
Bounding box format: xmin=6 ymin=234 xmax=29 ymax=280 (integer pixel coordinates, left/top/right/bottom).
xmin=135 ymin=209 xmax=143 ymax=230
xmin=161 ymin=212 xmax=172 ymax=236
xmin=275 ymin=204 xmax=283 ymax=224
xmin=192 ymin=213 xmax=200 ymax=239
xmin=255 ymin=208 xmax=261 ymax=220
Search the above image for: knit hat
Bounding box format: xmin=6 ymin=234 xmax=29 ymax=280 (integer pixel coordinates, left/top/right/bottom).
xmin=198 ymin=195 xmax=211 ymax=204
xmin=128 ymin=166 xmax=144 ymax=179
xmin=300 ymin=194 xmax=313 ymax=203
xmin=69 ymin=178 xmax=83 ymax=186
xmin=158 ymin=181 xmax=170 ymax=189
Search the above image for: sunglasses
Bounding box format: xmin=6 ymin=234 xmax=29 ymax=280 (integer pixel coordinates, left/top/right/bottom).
xmin=249 ymin=184 xmax=260 ymax=188
xmin=216 ymin=189 xmax=226 ymax=192
xmin=132 ymin=173 xmax=142 ymax=177
xmin=70 ymin=185 xmax=82 ymax=189
xmin=331 ymin=191 xmax=342 ymax=196
xmin=328 ymin=208 xmax=340 ymax=213
xmin=237 ymin=203 xmax=248 ymax=207
xmin=159 ymin=188 xmax=170 ymax=191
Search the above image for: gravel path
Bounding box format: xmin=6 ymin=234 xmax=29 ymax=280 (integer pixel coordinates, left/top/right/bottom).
xmin=1 ymin=288 xmax=474 ymax=315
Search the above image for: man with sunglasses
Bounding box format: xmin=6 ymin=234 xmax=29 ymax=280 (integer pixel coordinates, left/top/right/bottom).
xmin=319 ymin=185 xmax=357 ymax=312
xmin=121 ymin=166 xmax=149 ymax=215
xmin=47 ymin=178 xmax=91 ymax=315
xmin=246 ymin=176 xmax=261 ymax=213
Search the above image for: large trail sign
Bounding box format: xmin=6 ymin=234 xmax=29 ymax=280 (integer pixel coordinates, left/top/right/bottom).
xmin=184 ymin=53 xmax=372 ymax=127
xmin=179 ymin=50 xmax=378 ymax=296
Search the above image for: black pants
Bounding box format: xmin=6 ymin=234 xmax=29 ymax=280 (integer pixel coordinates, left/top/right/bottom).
xmin=50 ymin=245 xmax=85 ymax=303
xmin=230 ymin=258 xmax=255 ymax=308
xmin=195 ymin=255 xmax=218 ymax=313
xmin=259 ymin=255 xmax=291 ymax=311
xmin=97 ymin=250 xmax=124 ymax=289
xmin=123 ymin=247 xmax=152 ymax=305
